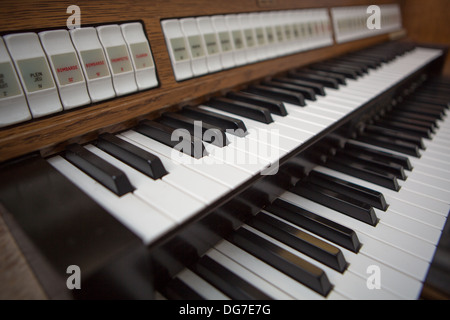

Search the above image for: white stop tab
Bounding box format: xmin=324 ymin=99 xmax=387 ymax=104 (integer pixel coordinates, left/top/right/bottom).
xmin=97 ymin=25 xmax=138 ymax=96
xmin=3 ymin=32 xmax=62 ymax=118
xmin=70 ymin=27 xmax=115 ymax=102
xmin=0 ymin=37 xmax=31 ymax=127
xmin=180 ymin=18 xmax=208 ymax=77
xmin=161 ymin=19 xmax=193 ymax=81
xmin=39 ymin=29 xmax=91 ymax=110
xmin=120 ymin=22 xmax=158 ymax=91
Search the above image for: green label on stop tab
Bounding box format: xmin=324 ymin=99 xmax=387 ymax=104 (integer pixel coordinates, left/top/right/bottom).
xmin=106 ymin=45 xmax=133 ymax=74
xmin=17 ymin=57 xmax=55 ymax=93
xmin=129 ymin=42 xmax=153 ymax=69
xmin=51 ymin=52 xmax=84 ymax=86
xmin=0 ymin=62 xmax=22 ymax=98
xmin=80 ymin=48 xmax=111 ymax=80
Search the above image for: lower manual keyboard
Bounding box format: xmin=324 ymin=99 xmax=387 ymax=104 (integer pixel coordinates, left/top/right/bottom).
xmin=156 ymin=78 xmax=450 ymax=300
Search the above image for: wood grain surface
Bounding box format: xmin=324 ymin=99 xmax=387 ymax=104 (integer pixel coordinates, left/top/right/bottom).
xmin=401 ymin=0 xmax=450 ymax=76
xmin=0 ymin=209 xmax=47 ymax=300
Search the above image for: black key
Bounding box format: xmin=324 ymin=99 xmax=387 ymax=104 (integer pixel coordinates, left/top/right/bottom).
xmin=358 ymin=133 xmax=421 ymax=157
xmin=335 ymin=151 xmax=407 ymax=180
xmin=308 ymin=64 xmax=359 ymax=79
xmin=136 ymin=120 xmax=206 ymax=159
xmin=159 ymin=112 xmax=229 ymax=147
xmin=301 ymin=68 xmax=347 ymax=85
xmin=418 ymin=87 xmax=450 ymax=97
xmin=275 ymin=77 xmax=326 ymax=95
xmin=308 ymin=171 xmax=388 ymax=211
xmin=244 ymin=84 xmax=306 ymax=106
xmin=348 ymin=52 xmax=384 ymax=65
xmin=346 ymin=55 xmax=382 ymax=68
xmin=397 ymin=104 xmax=444 ymax=120
xmin=323 ymin=134 xmax=347 ymax=149
xmin=403 ymin=100 xmax=447 ymax=113
xmin=352 ymin=51 xmax=388 ymax=63
xmin=206 ymin=97 xmax=274 ymax=123
xmin=262 ymin=80 xmax=316 ymax=101
xmin=227 ymin=227 xmax=332 ymax=297
xmin=406 ymin=96 xmax=450 ymax=108
xmin=333 ymin=57 xmax=375 ymax=71
xmin=249 ymin=212 xmax=348 ymax=272
xmin=339 ymin=55 xmax=381 ymax=67
xmin=0 ymin=155 xmax=153 ymax=300
xmin=374 ymin=119 xmax=432 ymax=139
xmin=333 ymin=61 xmax=369 ymax=74
xmin=181 ymin=106 xmax=247 ymax=137
xmin=190 ymin=255 xmax=272 ymax=300
xmin=292 ymin=182 xmax=379 ymax=226
xmin=289 ymin=71 xmax=339 ymax=89
xmin=381 ymin=113 xmax=437 ymax=131
xmin=266 ymin=199 xmax=361 ymax=253
xmin=325 ymin=157 xmax=400 ymax=191
xmin=64 ymin=144 xmax=134 ymax=196
xmin=96 ymin=133 xmax=168 ymax=179
xmin=324 ymin=60 xmax=368 ymax=74
xmin=345 ymin=141 xmax=413 ymax=171
xmin=227 ymin=91 xmax=288 ymax=116
xmin=365 ymin=124 xmax=425 ymax=149
xmin=160 ymin=278 xmax=205 ymax=300
xmin=417 ymin=88 xmax=450 ymax=102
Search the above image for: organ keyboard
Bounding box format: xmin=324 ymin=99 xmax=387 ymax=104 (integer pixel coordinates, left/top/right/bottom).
xmin=0 ymin=0 xmax=449 ymax=301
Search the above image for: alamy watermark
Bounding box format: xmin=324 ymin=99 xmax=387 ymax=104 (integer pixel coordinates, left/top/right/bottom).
xmin=366 ymin=265 xmax=381 ymax=290
xmin=367 ymin=5 xmax=381 ymax=30
xmin=66 ymin=5 xmax=81 ymax=29
xmin=66 ymin=265 xmax=81 ymax=290
xmin=168 ymin=123 xmax=280 ymax=176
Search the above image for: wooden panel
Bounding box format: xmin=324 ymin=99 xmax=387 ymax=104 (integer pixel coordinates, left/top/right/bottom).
xmin=401 ymin=0 xmax=450 ymax=75
xmin=0 ymin=208 xmax=47 ymax=300
xmin=0 ymin=0 xmax=399 ymax=162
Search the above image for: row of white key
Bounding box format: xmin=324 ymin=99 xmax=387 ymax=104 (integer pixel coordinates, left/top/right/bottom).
xmin=163 ymin=60 xmax=449 ymax=299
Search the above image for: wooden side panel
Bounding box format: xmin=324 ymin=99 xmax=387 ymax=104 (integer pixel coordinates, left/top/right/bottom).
xmin=0 ymin=210 xmax=47 ymax=299
xmin=401 ymin=0 xmax=450 ymax=75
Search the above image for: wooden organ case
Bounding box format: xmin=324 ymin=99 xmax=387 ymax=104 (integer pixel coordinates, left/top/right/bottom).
xmin=0 ymin=0 xmax=449 ymax=300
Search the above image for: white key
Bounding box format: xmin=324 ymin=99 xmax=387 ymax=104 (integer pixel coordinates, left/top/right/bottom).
xmin=279 ymin=191 xmax=431 ymax=281
xmin=177 ymin=269 xmax=230 ymax=300
xmin=283 ymin=104 xmax=334 ymax=127
xmin=203 ymin=142 xmax=270 ymax=176
xmin=401 ymin=179 xmax=450 ymax=204
xmin=243 ymin=224 xmax=401 ymax=299
xmin=199 ymin=105 xmax=313 ymax=145
xmin=206 ymin=249 xmax=295 ymax=299
xmin=47 ymin=156 xmax=175 ymax=245
xmin=120 ymin=130 xmax=252 ymax=189
xmin=76 ymin=144 xmax=204 ymax=223
xmin=261 ymin=210 xmax=423 ymax=299
xmin=278 ymin=190 xmax=435 ymax=261
xmin=85 ymin=143 xmax=230 ymax=205
xmin=215 ymin=240 xmax=328 ymax=300
xmin=315 ymin=166 xmax=448 ymax=229
xmin=409 ymin=171 xmax=450 ymax=192
xmin=272 ymin=113 xmax=326 ymax=136
xmin=373 ymin=207 xmax=441 ymax=244
xmin=288 ymin=102 xmax=344 ymax=121
xmin=199 ymin=106 xmax=303 ymax=153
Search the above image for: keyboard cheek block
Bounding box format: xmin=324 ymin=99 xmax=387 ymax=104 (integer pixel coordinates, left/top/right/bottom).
xmin=0 ymin=155 xmax=153 ymax=299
